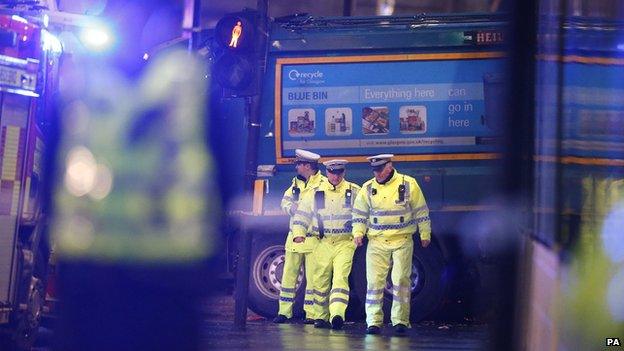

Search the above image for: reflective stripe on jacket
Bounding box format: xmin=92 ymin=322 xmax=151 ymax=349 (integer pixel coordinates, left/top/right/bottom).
xmin=292 ymin=179 xmax=361 ymax=240
xmin=281 ymin=171 xmax=327 ymax=252
xmin=352 ymin=170 xmax=431 ymax=241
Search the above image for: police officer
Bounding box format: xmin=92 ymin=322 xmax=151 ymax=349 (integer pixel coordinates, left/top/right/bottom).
xmin=352 ymin=154 xmax=431 ymax=336
xmin=53 ymin=49 xmax=215 ymax=350
xmin=292 ymin=160 xmax=361 ymax=330
xmin=274 ymin=149 xmax=326 ymax=324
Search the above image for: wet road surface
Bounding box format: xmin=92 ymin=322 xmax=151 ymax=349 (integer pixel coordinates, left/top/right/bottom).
xmin=34 ymin=320 xmax=489 ymax=351
xmin=32 ymin=293 xmax=490 ymax=350
xmin=201 ymin=320 xmax=490 ymax=350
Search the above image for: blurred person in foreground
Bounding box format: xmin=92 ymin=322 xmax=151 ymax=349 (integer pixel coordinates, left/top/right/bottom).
xmin=52 ymin=42 xmax=217 ymax=351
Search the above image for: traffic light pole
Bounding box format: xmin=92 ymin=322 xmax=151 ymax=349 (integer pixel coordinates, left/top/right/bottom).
xmin=233 ymin=97 xmax=260 ymax=331
xmin=234 ymin=0 xmax=269 ymax=330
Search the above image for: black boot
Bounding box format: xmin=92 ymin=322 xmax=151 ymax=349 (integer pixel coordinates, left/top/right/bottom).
xmin=273 ymin=314 xmax=288 ymax=324
xmin=366 ymin=325 xmax=381 ymax=335
xmin=393 ymin=324 xmax=407 ymax=336
xmin=303 ymin=318 xmax=315 ymax=324
xmin=331 ymin=316 xmax=344 ymax=330
xmin=314 ymin=319 xmax=331 ymax=329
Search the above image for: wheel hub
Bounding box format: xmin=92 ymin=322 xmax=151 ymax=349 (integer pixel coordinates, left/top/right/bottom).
xmin=252 ymin=245 xmax=304 ymax=299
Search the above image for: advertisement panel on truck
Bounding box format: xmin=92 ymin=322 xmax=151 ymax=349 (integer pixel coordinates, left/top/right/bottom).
xmin=275 ymin=53 xmax=507 ymax=163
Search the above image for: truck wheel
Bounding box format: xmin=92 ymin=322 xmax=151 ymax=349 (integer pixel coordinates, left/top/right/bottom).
xmin=351 ymin=239 xmax=446 ymax=322
xmin=406 ymin=240 xmax=446 ymax=321
xmin=247 ymin=233 xmax=304 ymax=318
xmin=2 ymin=246 xmax=47 ymax=351
xmin=13 ymin=278 xmax=44 ymax=351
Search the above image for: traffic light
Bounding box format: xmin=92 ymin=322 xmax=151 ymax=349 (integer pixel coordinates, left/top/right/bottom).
xmin=213 ymin=10 xmax=259 ymax=97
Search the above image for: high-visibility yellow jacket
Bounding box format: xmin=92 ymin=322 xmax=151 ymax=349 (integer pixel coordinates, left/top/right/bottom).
xmin=352 ymin=169 xmax=431 ymax=241
xmin=292 ymin=179 xmax=361 ymax=240
xmin=281 ymin=171 xmax=327 ymax=253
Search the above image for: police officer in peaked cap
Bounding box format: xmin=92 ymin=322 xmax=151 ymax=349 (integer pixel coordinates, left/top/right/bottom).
xmin=291 ymin=159 xmax=361 ymax=329
xmin=274 ymin=149 xmax=327 ymax=324
xmin=351 ymin=154 xmax=432 ymax=336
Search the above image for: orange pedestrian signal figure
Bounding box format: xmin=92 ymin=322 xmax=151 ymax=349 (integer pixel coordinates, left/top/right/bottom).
xmin=229 ymin=21 xmax=242 ymax=48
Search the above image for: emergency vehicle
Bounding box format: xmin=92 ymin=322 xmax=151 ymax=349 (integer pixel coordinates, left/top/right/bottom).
xmin=212 ymin=13 xmax=509 ymax=321
xmin=0 ymin=13 xmax=60 ymax=350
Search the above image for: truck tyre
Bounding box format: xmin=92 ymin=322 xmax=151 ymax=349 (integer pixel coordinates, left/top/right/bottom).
xmin=12 ymin=278 xmax=44 ymax=351
xmin=352 ymin=239 xmax=446 ymax=322
xmin=247 ymin=232 xmax=305 ymax=318
xmin=1 ymin=246 xmax=47 ymax=351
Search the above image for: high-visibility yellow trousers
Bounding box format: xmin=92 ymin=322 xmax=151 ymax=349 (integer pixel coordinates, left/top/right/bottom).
xmin=312 ymin=237 xmax=356 ymax=321
xmin=365 ymin=236 xmax=413 ymax=327
xmin=278 ymin=250 xmax=317 ymax=319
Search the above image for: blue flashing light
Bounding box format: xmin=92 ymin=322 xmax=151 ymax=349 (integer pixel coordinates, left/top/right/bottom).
xmin=80 ymin=26 xmax=114 ymax=52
